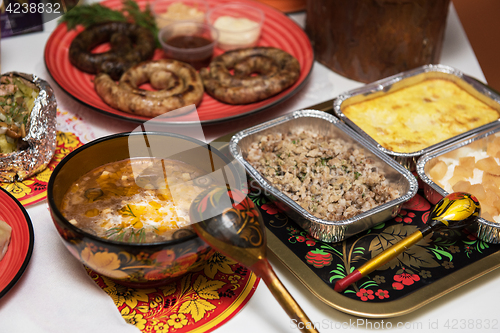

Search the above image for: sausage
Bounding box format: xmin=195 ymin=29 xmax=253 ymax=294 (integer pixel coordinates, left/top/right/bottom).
xmin=200 ymin=47 xmax=301 ymax=104
xmin=94 ymin=59 xmax=204 ymax=117
xmin=69 ymin=21 xmax=156 ymax=80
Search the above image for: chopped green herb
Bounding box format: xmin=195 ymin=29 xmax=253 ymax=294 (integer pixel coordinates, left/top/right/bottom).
xmin=58 ymin=0 xmax=160 ymax=47
xmin=320 ymin=157 xmax=332 ymax=166
xmin=119 ymin=204 xmax=136 ymax=217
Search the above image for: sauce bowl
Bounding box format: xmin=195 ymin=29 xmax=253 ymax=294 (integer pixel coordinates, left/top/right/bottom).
xmin=206 ymin=3 xmax=264 ymax=50
xmin=159 ymin=21 xmax=218 ymax=69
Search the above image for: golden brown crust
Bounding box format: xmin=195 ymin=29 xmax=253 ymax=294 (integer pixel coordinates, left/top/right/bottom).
xmin=200 ymin=47 xmax=300 ymax=104
xmin=94 ymin=59 xmax=204 ymax=117
xmin=69 ymin=22 xmax=156 ymax=81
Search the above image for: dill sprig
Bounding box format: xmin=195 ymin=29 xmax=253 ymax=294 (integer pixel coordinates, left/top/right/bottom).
xmin=122 ymin=0 xmax=159 ymax=44
xmin=119 ymin=204 xmax=137 ymax=217
xmin=105 ymin=226 xmax=147 ymax=243
xmin=105 ymin=226 xmax=125 ymax=239
xmin=58 ymin=3 xmax=127 ymax=30
xmin=59 ymin=0 xmax=159 ymax=46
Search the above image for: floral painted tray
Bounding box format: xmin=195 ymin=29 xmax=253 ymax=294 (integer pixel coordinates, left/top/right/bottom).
xmin=213 ymin=99 xmax=500 ymax=317
xmin=249 ymin=187 xmax=500 ymax=317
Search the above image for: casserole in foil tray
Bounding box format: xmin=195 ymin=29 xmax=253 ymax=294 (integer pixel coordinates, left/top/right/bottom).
xmin=417 ymin=122 xmax=500 ymax=244
xmin=334 ymin=64 xmax=500 ymax=171
xmin=230 ymin=110 xmax=418 ymax=242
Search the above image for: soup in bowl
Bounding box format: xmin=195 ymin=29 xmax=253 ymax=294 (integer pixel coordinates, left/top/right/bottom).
xmin=48 ymin=132 xmax=244 ymax=287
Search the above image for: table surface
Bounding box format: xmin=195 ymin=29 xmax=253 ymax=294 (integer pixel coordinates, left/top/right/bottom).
xmin=1 ymin=2 xmax=499 ymax=333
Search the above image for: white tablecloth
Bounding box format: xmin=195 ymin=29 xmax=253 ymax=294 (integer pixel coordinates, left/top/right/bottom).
xmin=1 ymin=3 xmax=498 ymax=333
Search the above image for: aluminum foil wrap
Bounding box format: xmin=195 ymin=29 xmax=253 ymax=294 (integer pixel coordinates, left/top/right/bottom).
xmin=0 ymin=72 xmax=57 ymax=182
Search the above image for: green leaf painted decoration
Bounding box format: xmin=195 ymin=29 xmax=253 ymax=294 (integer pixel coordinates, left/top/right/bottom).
xmin=369 ymin=224 xmax=440 ymax=271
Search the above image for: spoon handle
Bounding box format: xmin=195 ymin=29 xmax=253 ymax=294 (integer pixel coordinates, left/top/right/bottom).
xmin=334 ymin=228 xmax=428 ymax=292
xmin=253 ymin=259 xmax=320 ymax=333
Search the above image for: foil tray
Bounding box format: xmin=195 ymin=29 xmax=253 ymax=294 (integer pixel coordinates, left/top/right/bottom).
xmin=417 ymin=122 xmax=500 ymax=244
xmin=333 ymin=64 xmax=500 ymax=171
xmin=229 ymin=110 xmax=418 ymax=242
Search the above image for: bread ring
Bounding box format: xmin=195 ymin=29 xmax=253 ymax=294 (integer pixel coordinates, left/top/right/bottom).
xmin=200 ymin=47 xmax=300 ymax=104
xmin=69 ymin=21 xmax=156 ymax=80
xmin=94 ymin=59 xmax=204 ymax=117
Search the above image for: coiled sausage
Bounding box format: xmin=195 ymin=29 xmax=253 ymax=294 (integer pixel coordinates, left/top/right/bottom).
xmin=69 ymin=21 xmax=156 ymax=80
xmin=200 ymin=47 xmax=300 ymax=104
xmin=94 ymin=59 xmax=204 ymax=117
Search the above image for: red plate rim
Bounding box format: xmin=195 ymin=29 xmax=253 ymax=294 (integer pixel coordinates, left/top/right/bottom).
xmin=43 ymin=0 xmax=314 ymax=125
xmin=0 ymin=187 xmax=34 ymax=299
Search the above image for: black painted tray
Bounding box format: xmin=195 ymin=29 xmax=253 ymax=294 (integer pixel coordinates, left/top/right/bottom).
xmin=214 ymin=98 xmax=500 ymax=318
xmin=251 ymin=189 xmax=500 ymax=317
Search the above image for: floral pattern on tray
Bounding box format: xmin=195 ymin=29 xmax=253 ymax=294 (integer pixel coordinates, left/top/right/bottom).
xmin=249 ymin=189 xmax=499 ymax=302
xmin=87 ymin=252 xmax=259 ymax=333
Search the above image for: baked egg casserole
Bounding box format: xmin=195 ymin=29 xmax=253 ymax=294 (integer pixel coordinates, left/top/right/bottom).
xmin=342 ymin=79 xmax=500 ymax=153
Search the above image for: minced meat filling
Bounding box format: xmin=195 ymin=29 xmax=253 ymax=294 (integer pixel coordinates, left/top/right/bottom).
xmin=245 ymin=129 xmax=400 ymax=221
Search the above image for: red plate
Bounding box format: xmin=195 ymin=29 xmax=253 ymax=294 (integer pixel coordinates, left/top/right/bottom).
xmin=44 ymin=0 xmax=314 ymax=125
xmin=0 ymin=187 xmax=34 ymax=299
